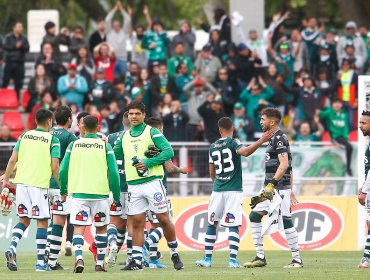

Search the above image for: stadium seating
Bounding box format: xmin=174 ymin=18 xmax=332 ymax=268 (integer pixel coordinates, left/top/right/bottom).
xmin=21 ymin=90 xmax=30 ymax=110
xmin=2 ymin=111 xmax=25 ymax=131
xmin=0 ymin=89 xmax=18 ymax=109
xmin=11 ymin=131 xmax=23 ymax=140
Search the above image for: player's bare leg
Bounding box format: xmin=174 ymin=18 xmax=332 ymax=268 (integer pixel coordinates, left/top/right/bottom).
xmin=156 ymin=212 xmax=184 ymax=270
xmin=121 ymin=213 xmax=145 ymax=271
xmin=244 ymin=211 xmax=267 ymax=268
xmin=283 ymin=217 xmax=303 ymax=268
xmin=359 ymin=221 xmax=370 ymax=268
xmin=5 ymin=217 xmax=31 ymax=271
xmin=48 ymin=214 xmax=67 ymax=270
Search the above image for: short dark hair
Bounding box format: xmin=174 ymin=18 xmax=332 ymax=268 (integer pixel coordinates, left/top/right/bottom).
xmin=332 ymin=97 xmax=342 ymax=104
xmin=362 ymin=111 xmax=370 ymax=117
xmin=35 ymin=108 xmax=53 ymax=125
xmin=83 ymin=115 xmax=98 ymax=131
xmin=146 ymin=117 xmax=163 ymax=129
xmin=218 ymin=117 xmax=233 ymax=131
xmin=262 ymin=108 xmax=282 ymax=122
xmin=127 ymin=101 xmax=145 ymax=113
xmin=77 ymin=112 xmax=90 ymax=123
xmin=54 ymin=106 xmax=72 ymax=125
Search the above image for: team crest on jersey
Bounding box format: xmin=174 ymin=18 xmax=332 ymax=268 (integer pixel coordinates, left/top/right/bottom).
xmin=18 ymin=204 xmax=28 ymax=215
xmin=154 ymin=192 xmax=163 ymax=202
xmin=110 ymin=201 xmax=122 ymax=212
xmin=94 ymin=212 xmax=106 ymax=222
xmin=277 ymin=141 xmax=284 ymax=147
xmin=32 ymin=206 xmax=40 ymax=216
xmin=134 ymin=144 xmax=138 ymax=153
xmin=225 ymin=213 xmax=235 ymax=223
xmin=76 ymin=210 xmax=88 ymax=221
xmin=53 ymin=201 xmax=63 ymax=211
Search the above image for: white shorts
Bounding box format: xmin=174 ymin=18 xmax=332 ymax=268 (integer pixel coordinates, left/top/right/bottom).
xmin=69 ymin=197 xmax=110 ymax=227
xmin=253 ymin=189 xmax=291 ymax=217
xmin=109 ymin=192 xmax=129 ymax=219
xmin=147 ymin=196 xmax=173 ymax=224
xmin=127 ymin=179 xmax=168 ymax=216
xmin=49 ymin=188 xmax=71 ymax=216
xmin=208 ymin=191 xmax=243 ymax=227
xmin=16 ymin=184 xmax=50 ymax=219
xmin=366 ymin=193 xmax=370 ymax=221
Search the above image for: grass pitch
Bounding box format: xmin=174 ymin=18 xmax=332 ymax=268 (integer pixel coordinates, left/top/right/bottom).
xmin=0 ymin=251 xmax=368 ymax=280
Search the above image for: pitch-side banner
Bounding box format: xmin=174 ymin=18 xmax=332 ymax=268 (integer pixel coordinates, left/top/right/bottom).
xmin=0 ymin=196 xmax=364 ymax=252
xmin=170 ymin=196 xmax=360 ymax=251
xmin=241 ymin=145 xmax=357 ymax=196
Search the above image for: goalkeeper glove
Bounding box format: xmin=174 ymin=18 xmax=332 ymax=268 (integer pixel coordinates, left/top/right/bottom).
xmin=144 ymin=145 xmax=161 ymax=158
xmin=261 ymin=179 xmax=278 ymax=201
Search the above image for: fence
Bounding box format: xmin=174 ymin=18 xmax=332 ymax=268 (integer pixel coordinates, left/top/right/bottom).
xmin=0 ymin=141 xmax=357 ymax=196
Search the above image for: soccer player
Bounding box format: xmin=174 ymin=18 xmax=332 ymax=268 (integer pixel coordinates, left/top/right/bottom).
xmin=114 ymin=101 xmax=184 ymax=271
xmin=3 ymin=109 xmax=61 ymax=272
xmin=105 ymin=112 xmax=131 ymax=267
xmin=47 ymin=106 xmax=77 ymax=270
xmin=143 ymin=117 xmax=188 ymax=269
xmin=195 ymin=117 xmax=273 ymax=268
xmin=59 ymin=115 xmax=120 ymax=273
xmin=245 ymin=108 xmax=303 ymax=268
xmin=358 ymin=110 xmax=370 ymax=268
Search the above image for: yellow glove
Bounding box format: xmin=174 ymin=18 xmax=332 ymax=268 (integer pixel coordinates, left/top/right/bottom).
xmin=261 ymin=179 xmax=278 ymax=200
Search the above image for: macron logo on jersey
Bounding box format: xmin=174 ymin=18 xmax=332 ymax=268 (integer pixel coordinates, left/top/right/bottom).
xmin=23 ymin=134 xmax=49 ymax=143
xmin=75 ymin=143 xmax=104 ymax=149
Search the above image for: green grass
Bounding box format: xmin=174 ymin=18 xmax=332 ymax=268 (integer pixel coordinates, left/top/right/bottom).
xmin=1 ymin=251 xmax=369 ymax=280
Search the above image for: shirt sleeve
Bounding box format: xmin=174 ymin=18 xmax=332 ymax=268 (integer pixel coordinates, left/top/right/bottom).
xmin=106 ymin=143 xmax=120 ymax=201
xmin=233 ymin=139 xmax=243 ymax=151
xmin=13 ymin=133 xmax=24 ymax=152
xmin=59 ymin=142 xmax=73 ymax=195
xmin=50 ymin=136 xmax=61 ymax=158
xmin=142 ymin=128 xmax=174 ymax=168
xmin=113 ymin=132 xmax=124 ymax=160
xmin=209 ymin=147 xmax=214 ymax=164
xmin=274 ymin=136 xmax=288 ymax=155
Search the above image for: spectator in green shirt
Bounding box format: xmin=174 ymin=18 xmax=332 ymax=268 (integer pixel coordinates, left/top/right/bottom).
xmin=167 ymin=42 xmax=193 ymax=76
xmin=288 ymin=109 xmax=324 ymax=141
xmin=239 ymin=76 xmax=274 ymax=131
xmin=320 ymin=98 xmax=353 ymax=176
xmin=142 ymin=19 xmax=170 ymax=72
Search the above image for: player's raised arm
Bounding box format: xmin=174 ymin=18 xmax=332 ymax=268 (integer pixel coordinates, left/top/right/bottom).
xmin=237 ymin=129 xmax=275 ymax=157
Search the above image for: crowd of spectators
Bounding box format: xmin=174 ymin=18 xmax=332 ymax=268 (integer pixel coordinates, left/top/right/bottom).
xmin=1 ymin=4 xmax=370 ymax=176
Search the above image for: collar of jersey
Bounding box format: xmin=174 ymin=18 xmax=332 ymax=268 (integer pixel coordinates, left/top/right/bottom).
xmin=35 ymin=127 xmax=48 ymax=132
xmin=84 ymin=133 xmax=98 ymax=138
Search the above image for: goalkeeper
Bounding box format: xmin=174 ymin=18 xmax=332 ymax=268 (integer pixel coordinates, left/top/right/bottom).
xmin=244 ymin=108 xmax=302 ymax=269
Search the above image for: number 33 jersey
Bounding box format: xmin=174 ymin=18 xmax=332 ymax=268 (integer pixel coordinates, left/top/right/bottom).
xmin=209 ymin=137 xmax=243 ymax=192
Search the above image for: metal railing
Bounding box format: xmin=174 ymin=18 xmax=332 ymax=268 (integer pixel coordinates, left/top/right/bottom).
xmin=0 ymin=141 xmax=358 ymax=196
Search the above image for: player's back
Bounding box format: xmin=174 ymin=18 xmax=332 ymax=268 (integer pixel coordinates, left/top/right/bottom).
xmin=209 ymin=137 xmax=243 ymax=192
xmin=265 ymin=130 xmax=292 ymax=189
xmin=50 ymin=127 xmax=76 ymax=160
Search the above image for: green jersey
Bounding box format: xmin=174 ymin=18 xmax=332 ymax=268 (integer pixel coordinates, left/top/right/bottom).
xmin=49 ymin=127 xmax=77 ymax=189
xmin=108 ymin=131 xmax=128 ymax=192
xmin=209 ymin=137 xmax=243 ymax=192
xmin=365 ymin=142 xmax=370 ymax=178
xmin=320 ymin=108 xmax=349 ymax=140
